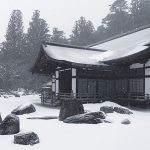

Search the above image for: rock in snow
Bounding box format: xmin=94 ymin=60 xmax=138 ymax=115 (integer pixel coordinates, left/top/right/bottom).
xmin=59 ymin=99 xmax=84 ymax=121
xmin=86 ymin=111 xmax=106 ymax=119
xmin=63 ymin=113 xmax=103 ymax=124
xmin=121 ymin=119 xmax=131 ymax=125
xmin=14 ymin=132 xmax=39 ymax=145
xmin=114 ymin=107 xmax=133 ymax=114
xmin=100 ymin=106 xmax=114 ymax=113
xmin=11 ymin=103 xmax=36 ymax=115
xmin=0 ymin=114 xmax=20 ymax=135
xmin=0 ymin=113 xmax=2 ymax=123
xmin=27 ymin=116 xmax=58 ymax=120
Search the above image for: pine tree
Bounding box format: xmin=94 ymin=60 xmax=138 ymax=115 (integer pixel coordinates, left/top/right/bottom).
xmin=2 ymin=10 xmax=24 ymax=59
xmin=130 ymin=0 xmax=142 ymax=28
xmin=70 ymin=17 xmax=95 ymax=46
xmin=26 ymin=10 xmax=50 ymax=58
xmin=94 ymin=25 xmax=108 ymax=43
xmin=102 ymin=0 xmax=130 ymax=36
xmin=51 ymin=27 xmax=68 ymax=44
xmin=130 ymin=0 xmax=150 ymax=28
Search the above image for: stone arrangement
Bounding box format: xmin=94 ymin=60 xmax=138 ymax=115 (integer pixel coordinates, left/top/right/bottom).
xmin=0 ymin=102 xmax=132 ymax=147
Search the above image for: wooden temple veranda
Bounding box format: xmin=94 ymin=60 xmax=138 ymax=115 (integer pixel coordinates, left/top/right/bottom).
xmin=32 ymin=25 xmax=150 ymax=107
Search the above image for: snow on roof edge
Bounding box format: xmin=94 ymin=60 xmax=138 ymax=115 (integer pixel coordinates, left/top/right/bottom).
xmin=43 ymin=42 xmax=107 ymax=52
xmin=88 ymin=24 xmax=150 ymax=48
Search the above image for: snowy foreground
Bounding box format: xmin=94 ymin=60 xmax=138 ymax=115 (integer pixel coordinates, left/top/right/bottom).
xmin=0 ymin=95 xmax=150 ymax=150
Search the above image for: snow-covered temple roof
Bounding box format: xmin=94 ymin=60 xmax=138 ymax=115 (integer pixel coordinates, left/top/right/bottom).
xmin=90 ymin=25 xmax=150 ymax=61
xmin=32 ymin=25 xmax=150 ymax=74
xmin=43 ymin=43 xmax=106 ymax=66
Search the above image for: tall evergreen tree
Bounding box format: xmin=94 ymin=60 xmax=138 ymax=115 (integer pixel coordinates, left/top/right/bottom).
xmin=93 ymin=25 xmax=108 ymax=43
xmin=130 ymin=0 xmax=150 ymax=28
xmin=102 ymin=0 xmax=130 ymax=36
xmin=24 ymin=10 xmax=51 ymax=91
xmin=2 ymin=10 xmax=24 ymax=59
xmin=130 ymin=0 xmax=142 ymax=28
xmin=70 ymin=17 xmax=95 ymax=46
xmin=51 ymin=27 xmax=68 ymax=44
xmin=26 ymin=10 xmax=50 ymax=59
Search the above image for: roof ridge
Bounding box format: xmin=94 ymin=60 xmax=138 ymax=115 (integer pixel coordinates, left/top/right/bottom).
xmin=88 ymin=24 xmax=150 ymax=48
xmin=43 ymin=42 xmax=107 ymax=52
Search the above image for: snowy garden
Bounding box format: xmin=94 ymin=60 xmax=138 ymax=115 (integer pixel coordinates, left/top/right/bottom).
xmin=0 ymin=94 xmax=150 ymax=150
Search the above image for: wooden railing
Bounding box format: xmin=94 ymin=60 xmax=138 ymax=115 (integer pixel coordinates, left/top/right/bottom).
xmin=57 ymin=93 xmax=150 ymax=103
xmin=41 ymin=90 xmax=150 ymax=105
xmin=116 ymin=93 xmax=150 ymax=104
xmin=56 ymin=93 xmax=108 ymax=103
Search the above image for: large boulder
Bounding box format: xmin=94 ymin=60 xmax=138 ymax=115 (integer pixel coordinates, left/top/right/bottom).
xmin=114 ymin=107 xmax=133 ymax=114
xmin=14 ymin=132 xmax=39 ymax=145
xmin=86 ymin=111 xmax=106 ymax=119
xmin=63 ymin=114 xmax=103 ymax=124
xmin=59 ymin=99 xmax=84 ymax=121
xmin=121 ymin=119 xmax=131 ymax=125
xmin=0 ymin=114 xmax=20 ymax=135
xmin=100 ymin=106 xmax=114 ymax=113
xmin=11 ymin=103 xmax=36 ymax=115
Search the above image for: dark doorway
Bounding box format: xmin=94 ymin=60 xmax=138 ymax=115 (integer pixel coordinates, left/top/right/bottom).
xmin=59 ymin=70 xmax=72 ymax=93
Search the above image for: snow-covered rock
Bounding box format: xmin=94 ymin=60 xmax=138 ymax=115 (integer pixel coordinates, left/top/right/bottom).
xmin=86 ymin=111 xmax=106 ymax=119
xmin=63 ymin=113 xmax=103 ymax=124
xmin=100 ymin=106 xmax=114 ymax=113
xmin=11 ymin=103 xmax=36 ymax=115
xmin=0 ymin=113 xmax=2 ymax=123
xmin=121 ymin=119 xmax=131 ymax=125
xmin=0 ymin=114 xmax=20 ymax=135
xmin=14 ymin=132 xmax=39 ymax=145
xmin=59 ymin=100 xmax=84 ymax=121
xmin=114 ymin=107 xmax=133 ymax=114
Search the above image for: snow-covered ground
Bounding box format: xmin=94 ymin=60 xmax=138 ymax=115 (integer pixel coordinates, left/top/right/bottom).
xmin=0 ymin=95 xmax=150 ymax=150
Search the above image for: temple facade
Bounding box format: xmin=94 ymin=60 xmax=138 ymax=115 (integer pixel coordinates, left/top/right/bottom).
xmin=32 ymin=25 xmax=150 ymax=106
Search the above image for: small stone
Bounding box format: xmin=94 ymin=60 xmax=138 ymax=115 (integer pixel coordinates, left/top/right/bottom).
xmin=14 ymin=132 xmax=39 ymax=145
xmin=14 ymin=94 xmax=20 ymax=97
xmin=121 ymin=119 xmax=131 ymax=125
xmin=0 ymin=114 xmax=20 ymax=135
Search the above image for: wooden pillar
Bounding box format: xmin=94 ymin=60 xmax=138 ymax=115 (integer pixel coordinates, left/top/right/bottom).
xmin=72 ymin=68 xmax=76 ymax=95
xmin=52 ymin=75 xmax=56 ymax=92
xmin=55 ymin=70 xmax=59 ymax=95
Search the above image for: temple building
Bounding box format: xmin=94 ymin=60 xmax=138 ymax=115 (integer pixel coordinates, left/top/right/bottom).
xmin=32 ymin=25 xmax=150 ymax=106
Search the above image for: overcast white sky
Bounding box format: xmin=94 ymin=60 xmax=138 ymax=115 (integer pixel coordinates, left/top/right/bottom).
xmin=0 ymin=0 xmax=116 ymax=42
